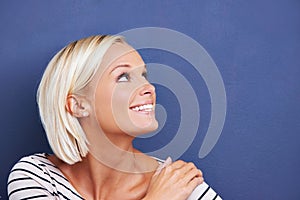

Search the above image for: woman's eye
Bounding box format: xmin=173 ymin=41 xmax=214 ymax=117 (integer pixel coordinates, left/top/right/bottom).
xmin=117 ymin=72 xmax=130 ymax=82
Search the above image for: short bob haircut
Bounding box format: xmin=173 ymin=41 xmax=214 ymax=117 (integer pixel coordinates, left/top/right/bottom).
xmin=37 ymin=35 xmax=124 ymax=164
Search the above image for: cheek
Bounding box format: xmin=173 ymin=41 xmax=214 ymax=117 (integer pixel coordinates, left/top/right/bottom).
xmin=110 ymin=86 xmax=137 ymax=132
xmin=95 ymin=86 xmax=112 ymax=110
xmin=93 ymin=83 xmax=115 ymax=125
xmin=111 ymin=86 xmax=132 ymax=114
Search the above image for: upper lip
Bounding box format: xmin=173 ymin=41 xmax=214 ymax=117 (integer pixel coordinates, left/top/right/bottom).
xmin=129 ymin=100 xmax=154 ymax=109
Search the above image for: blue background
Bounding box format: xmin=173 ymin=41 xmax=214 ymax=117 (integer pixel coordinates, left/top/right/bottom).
xmin=1 ymin=0 xmax=300 ymax=199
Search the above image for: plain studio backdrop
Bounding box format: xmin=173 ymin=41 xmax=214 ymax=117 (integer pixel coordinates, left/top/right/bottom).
xmin=1 ymin=0 xmax=300 ymax=199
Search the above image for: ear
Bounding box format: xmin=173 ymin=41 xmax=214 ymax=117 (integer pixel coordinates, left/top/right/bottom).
xmin=66 ymin=95 xmax=90 ymax=118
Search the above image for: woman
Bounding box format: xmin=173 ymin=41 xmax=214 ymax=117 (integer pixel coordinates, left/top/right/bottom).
xmin=7 ymin=35 xmax=221 ymax=199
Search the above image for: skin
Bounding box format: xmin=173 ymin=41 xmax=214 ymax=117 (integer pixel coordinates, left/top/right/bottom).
xmin=48 ymin=42 xmax=204 ymax=199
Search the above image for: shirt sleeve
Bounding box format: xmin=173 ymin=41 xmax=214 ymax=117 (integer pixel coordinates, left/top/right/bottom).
xmin=7 ymin=156 xmax=57 ymax=200
xmin=187 ymin=181 xmax=222 ymax=200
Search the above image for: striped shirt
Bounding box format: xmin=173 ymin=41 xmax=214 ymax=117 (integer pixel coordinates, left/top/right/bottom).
xmin=7 ymin=153 xmax=222 ymax=200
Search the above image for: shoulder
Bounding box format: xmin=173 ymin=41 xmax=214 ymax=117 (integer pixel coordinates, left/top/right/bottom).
xmin=8 ymin=153 xmax=61 ymax=181
xmin=7 ymin=153 xmax=56 ymax=199
xmin=7 ymin=153 xmax=83 ymax=200
xmin=10 ymin=153 xmax=57 ymax=169
xmin=8 ymin=153 xmax=59 ymax=184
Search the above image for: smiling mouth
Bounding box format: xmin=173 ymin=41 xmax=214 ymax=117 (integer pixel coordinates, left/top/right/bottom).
xmin=130 ymin=104 xmax=154 ymax=112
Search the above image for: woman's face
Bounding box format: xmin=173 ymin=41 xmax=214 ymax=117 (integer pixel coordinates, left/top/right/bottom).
xmin=92 ymin=42 xmax=158 ymax=137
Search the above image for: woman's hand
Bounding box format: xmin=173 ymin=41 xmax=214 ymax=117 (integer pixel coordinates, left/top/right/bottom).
xmin=143 ymin=160 xmax=204 ymax=200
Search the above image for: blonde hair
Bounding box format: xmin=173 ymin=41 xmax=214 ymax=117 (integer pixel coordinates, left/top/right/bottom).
xmin=37 ymin=35 xmax=124 ymax=164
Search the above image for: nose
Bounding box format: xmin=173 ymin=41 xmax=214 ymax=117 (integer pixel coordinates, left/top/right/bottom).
xmin=139 ymin=83 xmax=155 ymax=96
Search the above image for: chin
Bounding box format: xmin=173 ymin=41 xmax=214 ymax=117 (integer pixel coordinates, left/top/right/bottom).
xmin=139 ymin=120 xmax=159 ymax=134
xmin=124 ymin=118 xmax=159 ymax=137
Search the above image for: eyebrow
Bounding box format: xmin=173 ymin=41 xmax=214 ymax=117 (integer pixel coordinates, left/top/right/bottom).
xmin=109 ymin=64 xmax=130 ymax=75
xmin=109 ymin=64 xmax=146 ymax=74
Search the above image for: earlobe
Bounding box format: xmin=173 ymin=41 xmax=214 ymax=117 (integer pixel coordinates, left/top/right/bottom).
xmin=66 ymin=95 xmax=90 ymax=118
xmin=82 ymin=111 xmax=89 ymax=117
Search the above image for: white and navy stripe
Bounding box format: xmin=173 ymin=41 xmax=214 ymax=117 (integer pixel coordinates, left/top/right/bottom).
xmin=7 ymin=153 xmax=84 ymax=200
xmin=7 ymin=153 xmax=222 ymax=200
xmin=187 ymin=182 xmax=222 ymax=200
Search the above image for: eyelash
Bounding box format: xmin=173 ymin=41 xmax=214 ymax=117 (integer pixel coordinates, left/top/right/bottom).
xmin=116 ymin=71 xmax=148 ymax=82
xmin=142 ymin=72 xmax=148 ymax=80
xmin=117 ymin=72 xmax=130 ymax=82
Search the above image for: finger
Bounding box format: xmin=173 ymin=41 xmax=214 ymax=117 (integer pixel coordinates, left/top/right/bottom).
xmin=187 ymin=176 xmax=204 ymax=191
xmin=182 ymin=168 xmax=203 ymax=184
xmin=169 ymin=160 xmax=187 ymax=169
xmin=165 ymin=161 xmax=198 ymax=180
xmin=154 ymin=157 xmax=172 ymax=176
xmin=178 ymin=177 xmax=204 ymax=198
xmin=175 ymin=162 xmax=200 ymax=176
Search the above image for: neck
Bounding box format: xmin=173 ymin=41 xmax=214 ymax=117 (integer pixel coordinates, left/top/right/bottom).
xmin=73 ymin=148 xmax=156 ymax=199
xmin=87 ymin=131 xmax=140 ymax=172
xmin=81 ymin=117 xmax=155 ymax=173
xmin=50 ymin=137 xmax=158 ymax=199
xmin=71 ymin=152 xmax=133 ymax=199
xmin=71 ymin=118 xmax=159 ymax=199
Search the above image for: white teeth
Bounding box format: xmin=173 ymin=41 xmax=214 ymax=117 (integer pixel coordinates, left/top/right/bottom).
xmin=131 ymin=104 xmax=154 ymax=112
